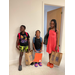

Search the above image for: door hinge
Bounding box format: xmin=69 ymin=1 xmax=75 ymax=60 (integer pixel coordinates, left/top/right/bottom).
xmin=61 ymin=12 xmax=62 ymax=14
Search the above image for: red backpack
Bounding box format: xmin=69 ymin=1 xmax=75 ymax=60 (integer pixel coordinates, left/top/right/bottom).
xmin=18 ymin=32 xmax=28 ymax=45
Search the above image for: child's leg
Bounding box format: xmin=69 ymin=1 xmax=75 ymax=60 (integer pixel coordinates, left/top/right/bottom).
xmin=38 ymin=52 xmax=42 ymax=66
xmin=49 ymin=54 xmax=51 ymax=62
xmin=34 ymin=50 xmax=38 ymax=67
xmin=49 ymin=53 xmax=54 ymax=68
xmin=47 ymin=54 xmax=51 ymax=67
xmin=34 ymin=51 xmax=37 ymax=63
xmin=36 ymin=50 xmax=41 ymax=63
xmin=19 ymin=46 xmax=25 ymax=66
xmin=25 ymin=46 xmax=28 ymax=52
xmin=19 ymin=52 xmax=24 ymax=66
xmin=18 ymin=46 xmax=25 ymax=71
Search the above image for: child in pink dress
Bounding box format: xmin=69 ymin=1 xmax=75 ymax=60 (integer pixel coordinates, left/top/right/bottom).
xmin=46 ymin=19 xmax=59 ymax=68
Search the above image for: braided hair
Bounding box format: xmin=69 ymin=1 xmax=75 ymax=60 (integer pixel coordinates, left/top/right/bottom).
xmin=50 ymin=19 xmax=57 ymax=32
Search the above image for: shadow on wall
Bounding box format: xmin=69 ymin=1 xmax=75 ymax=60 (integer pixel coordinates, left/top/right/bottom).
xmin=12 ymin=27 xmax=20 ymax=60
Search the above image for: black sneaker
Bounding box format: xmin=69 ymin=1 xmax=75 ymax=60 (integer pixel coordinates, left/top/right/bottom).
xmin=18 ymin=65 xmax=22 ymax=71
xmin=30 ymin=62 xmax=34 ymax=65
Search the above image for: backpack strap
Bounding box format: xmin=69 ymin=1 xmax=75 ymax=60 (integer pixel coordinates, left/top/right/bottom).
xmin=40 ymin=37 xmax=42 ymax=43
xmin=33 ymin=37 xmax=42 ymax=43
xmin=33 ymin=37 xmax=35 ymax=43
xmin=18 ymin=33 xmax=20 ymax=39
xmin=48 ymin=27 xmax=51 ymax=33
xmin=47 ymin=27 xmax=51 ymax=38
xmin=18 ymin=32 xmax=28 ymax=40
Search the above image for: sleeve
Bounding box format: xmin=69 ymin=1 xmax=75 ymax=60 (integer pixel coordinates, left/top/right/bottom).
xmin=27 ymin=33 xmax=30 ymax=40
xmin=33 ymin=37 xmax=35 ymax=43
xmin=40 ymin=37 xmax=42 ymax=43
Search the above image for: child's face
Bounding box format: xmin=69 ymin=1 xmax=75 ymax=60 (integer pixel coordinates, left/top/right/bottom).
xmin=20 ymin=26 xmax=25 ymax=32
xmin=50 ymin=21 xmax=55 ymax=29
xmin=36 ymin=31 xmax=40 ymax=37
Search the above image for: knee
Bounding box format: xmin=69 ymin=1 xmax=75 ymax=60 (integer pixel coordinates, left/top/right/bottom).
xmin=20 ymin=53 xmax=23 ymax=57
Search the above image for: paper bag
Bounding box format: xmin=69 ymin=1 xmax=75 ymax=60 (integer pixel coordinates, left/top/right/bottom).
xmin=25 ymin=50 xmax=33 ymax=65
xmin=50 ymin=51 xmax=55 ymax=64
xmin=50 ymin=51 xmax=62 ymax=66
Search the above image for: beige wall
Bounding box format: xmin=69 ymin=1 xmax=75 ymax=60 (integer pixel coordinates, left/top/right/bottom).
xmin=9 ymin=0 xmax=65 ymax=65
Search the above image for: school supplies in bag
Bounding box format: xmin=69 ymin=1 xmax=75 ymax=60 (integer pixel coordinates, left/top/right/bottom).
xmin=50 ymin=51 xmax=62 ymax=66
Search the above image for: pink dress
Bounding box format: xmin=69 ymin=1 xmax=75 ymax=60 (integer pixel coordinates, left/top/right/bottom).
xmin=46 ymin=30 xmax=59 ymax=54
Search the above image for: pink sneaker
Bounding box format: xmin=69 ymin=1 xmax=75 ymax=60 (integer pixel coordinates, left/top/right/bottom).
xmin=38 ymin=62 xmax=42 ymax=66
xmin=34 ymin=63 xmax=38 ymax=67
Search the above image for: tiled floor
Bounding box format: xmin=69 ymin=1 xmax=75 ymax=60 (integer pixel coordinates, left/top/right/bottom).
xmin=9 ymin=53 xmax=65 ymax=75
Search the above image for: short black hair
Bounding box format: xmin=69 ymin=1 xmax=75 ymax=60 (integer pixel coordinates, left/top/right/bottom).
xmin=36 ymin=30 xmax=40 ymax=33
xmin=35 ymin=30 xmax=41 ymax=36
xmin=21 ymin=25 xmax=26 ymax=29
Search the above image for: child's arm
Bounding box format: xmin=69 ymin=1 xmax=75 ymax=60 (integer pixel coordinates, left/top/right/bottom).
xmin=16 ymin=37 xmax=19 ymax=50
xmin=28 ymin=39 xmax=30 ymax=51
xmin=27 ymin=33 xmax=30 ymax=51
xmin=56 ymin=30 xmax=59 ymax=50
xmin=32 ymin=39 xmax=36 ymax=52
xmin=39 ymin=38 xmax=43 ymax=52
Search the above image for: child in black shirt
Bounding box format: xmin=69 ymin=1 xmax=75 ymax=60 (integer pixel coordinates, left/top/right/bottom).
xmin=16 ymin=25 xmax=30 ymax=71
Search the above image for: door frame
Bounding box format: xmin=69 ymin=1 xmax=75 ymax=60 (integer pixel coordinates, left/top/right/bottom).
xmin=42 ymin=1 xmax=65 ymax=52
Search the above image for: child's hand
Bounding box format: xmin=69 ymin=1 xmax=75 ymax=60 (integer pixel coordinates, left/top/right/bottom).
xmin=39 ymin=50 xmax=42 ymax=52
xmin=34 ymin=49 xmax=36 ymax=52
xmin=28 ymin=47 xmax=30 ymax=51
xmin=55 ymin=46 xmax=58 ymax=50
xmin=16 ymin=46 xmax=19 ymax=50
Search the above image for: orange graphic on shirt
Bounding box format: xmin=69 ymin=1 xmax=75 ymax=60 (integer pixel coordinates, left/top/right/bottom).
xmin=21 ymin=35 xmax=23 ymax=38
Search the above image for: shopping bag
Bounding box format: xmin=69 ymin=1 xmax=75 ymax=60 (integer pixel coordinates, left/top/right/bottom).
xmin=50 ymin=51 xmax=56 ymax=64
xmin=50 ymin=51 xmax=62 ymax=66
xmin=25 ymin=50 xmax=33 ymax=65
